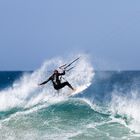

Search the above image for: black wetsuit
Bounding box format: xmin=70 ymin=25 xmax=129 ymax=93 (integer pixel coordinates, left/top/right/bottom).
xmin=39 ymin=71 xmax=74 ymax=90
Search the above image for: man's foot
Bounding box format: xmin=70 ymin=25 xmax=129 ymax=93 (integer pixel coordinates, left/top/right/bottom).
xmin=72 ymin=88 xmax=76 ymax=92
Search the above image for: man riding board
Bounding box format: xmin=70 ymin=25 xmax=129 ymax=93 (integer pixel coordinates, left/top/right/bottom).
xmin=39 ymin=69 xmax=75 ymax=91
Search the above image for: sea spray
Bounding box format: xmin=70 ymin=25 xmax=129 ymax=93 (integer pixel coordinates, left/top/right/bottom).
xmin=110 ymin=90 xmax=140 ymax=133
xmin=0 ymin=54 xmax=94 ymax=111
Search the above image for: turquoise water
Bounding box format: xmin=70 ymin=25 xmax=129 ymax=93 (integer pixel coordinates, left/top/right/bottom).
xmin=0 ymin=97 xmax=139 ymax=140
xmin=0 ymin=57 xmax=140 ymax=140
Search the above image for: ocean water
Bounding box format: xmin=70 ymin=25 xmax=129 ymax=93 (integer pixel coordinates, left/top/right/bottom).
xmin=0 ymin=56 xmax=140 ymax=140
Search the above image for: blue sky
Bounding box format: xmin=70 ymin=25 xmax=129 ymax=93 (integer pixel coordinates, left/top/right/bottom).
xmin=0 ymin=0 xmax=140 ymax=70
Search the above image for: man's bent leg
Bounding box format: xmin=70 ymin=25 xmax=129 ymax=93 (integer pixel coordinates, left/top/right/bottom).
xmin=62 ymin=82 xmax=74 ymax=90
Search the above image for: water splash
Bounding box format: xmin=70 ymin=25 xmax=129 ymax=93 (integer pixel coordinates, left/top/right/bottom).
xmin=0 ymin=54 xmax=94 ymax=111
xmin=110 ymin=90 xmax=140 ymax=133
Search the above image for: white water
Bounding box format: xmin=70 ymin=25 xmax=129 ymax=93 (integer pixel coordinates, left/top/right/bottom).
xmin=110 ymin=90 xmax=140 ymax=133
xmin=0 ymin=54 xmax=94 ymax=111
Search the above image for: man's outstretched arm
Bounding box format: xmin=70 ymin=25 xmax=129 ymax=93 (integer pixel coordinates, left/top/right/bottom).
xmin=38 ymin=77 xmax=51 ymax=86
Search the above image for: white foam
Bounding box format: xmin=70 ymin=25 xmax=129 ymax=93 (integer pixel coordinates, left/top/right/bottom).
xmin=0 ymin=54 xmax=94 ymax=111
xmin=110 ymin=90 xmax=140 ymax=133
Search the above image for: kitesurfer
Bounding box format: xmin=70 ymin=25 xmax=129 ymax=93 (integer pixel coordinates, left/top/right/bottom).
xmin=39 ymin=69 xmax=75 ymax=91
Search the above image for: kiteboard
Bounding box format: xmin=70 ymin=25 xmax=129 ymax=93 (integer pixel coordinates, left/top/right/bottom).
xmin=68 ymin=85 xmax=88 ymax=97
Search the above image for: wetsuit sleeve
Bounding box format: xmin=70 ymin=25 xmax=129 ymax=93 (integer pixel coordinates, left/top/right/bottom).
xmin=39 ymin=76 xmax=52 ymax=85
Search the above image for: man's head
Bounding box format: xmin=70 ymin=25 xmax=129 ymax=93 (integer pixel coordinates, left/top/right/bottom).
xmin=54 ymin=69 xmax=58 ymax=74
